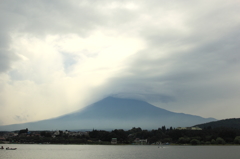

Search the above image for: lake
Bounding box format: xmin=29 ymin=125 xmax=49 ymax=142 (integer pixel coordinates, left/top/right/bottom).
xmin=1 ymin=144 xmax=240 ymax=159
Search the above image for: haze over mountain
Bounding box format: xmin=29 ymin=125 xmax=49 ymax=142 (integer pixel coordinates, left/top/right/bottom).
xmin=0 ymin=97 xmax=216 ymax=131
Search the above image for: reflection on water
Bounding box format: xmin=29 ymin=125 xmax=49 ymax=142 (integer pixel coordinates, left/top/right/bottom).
xmin=1 ymin=144 xmax=240 ymax=159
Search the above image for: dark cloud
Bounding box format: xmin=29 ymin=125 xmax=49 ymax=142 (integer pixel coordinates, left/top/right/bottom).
xmin=98 ymin=1 xmax=240 ymax=117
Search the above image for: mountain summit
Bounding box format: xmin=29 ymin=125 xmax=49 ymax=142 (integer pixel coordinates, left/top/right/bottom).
xmin=0 ymin=97 xmax=216 ymax=131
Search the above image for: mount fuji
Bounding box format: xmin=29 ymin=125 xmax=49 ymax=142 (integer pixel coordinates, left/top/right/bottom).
xmin=0 ymin=97 xmax=216 ymax=131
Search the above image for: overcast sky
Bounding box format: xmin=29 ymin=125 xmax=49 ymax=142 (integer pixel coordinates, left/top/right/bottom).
xmin=0 ymin=0 xmax=240 ymax=126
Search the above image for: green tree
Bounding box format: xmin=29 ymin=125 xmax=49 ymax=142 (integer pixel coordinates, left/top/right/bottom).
xmin=111 ymin=129 xmax=128 ymax=143
xmin=234 ymin=136 xmax=240 ymax=144
xmin=216 ymin=137 xmax=225 ymax=144
xmin=178 ymin=137 xmax=190 ymax=144
xmin=190 ymin=139 xmax=200 ymax=145
xmin=211 ymin=139 xmax=216 ymax=144
xmin=162 ymin=126 xmax=166 ymax=133
xmin=129 ymin=127 xmax=142 ymax=134
xmin=148 ymin=136 xmax=158 ymax=144
xmin=162 ymin=138 xmax=172 ymax=143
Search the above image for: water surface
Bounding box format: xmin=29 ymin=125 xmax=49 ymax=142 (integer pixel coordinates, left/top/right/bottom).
xmin=1 ymin=144 xmax=240 ymax=159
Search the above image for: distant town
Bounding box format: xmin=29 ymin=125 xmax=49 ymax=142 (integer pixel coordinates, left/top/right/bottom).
xmin=1 ymin=126 xmax=240 ymax=145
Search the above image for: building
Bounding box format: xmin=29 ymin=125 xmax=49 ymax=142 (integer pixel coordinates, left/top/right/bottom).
xmin=111 ymin=138 xmax=117 ymax=144
xmin=0 ymin=137 xmax=6 ymax=141
xmin=190 ymin=127 xmax=202 ymax=130
xmin=134 ymin=138 xmax=148 ymax=145
xmin=176 ymin=127 xmax=202 ymax=130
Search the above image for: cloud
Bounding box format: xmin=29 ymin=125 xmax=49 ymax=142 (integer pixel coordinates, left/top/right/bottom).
xmin=96 ymin=0 xmax=240 ymax=119
xmin=0 ymin=0 xmax=240 ymax=125
xmin=0 ymin=0 xmax=146 ymax=125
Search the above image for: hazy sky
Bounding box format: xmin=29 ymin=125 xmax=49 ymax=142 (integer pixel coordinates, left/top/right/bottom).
xmin=0 ymin=0 xmax=240 ymax=126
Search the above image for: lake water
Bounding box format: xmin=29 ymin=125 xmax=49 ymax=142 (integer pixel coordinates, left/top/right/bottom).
xmin=1 ymin=144 xmax=240 ymax=159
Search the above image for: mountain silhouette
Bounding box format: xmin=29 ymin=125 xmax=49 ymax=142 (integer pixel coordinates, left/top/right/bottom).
xmin=194 ymin=118 xmax=240 ymax=129
xmin=0 ymin=97 xmax=216 ymax=131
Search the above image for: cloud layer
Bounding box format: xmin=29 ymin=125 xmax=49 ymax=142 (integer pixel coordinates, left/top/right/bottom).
xmin=0 ymin=0 xmax=240 ymax=125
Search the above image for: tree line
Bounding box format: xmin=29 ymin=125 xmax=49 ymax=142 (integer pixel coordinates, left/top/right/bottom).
xmin=4 ymin=126 xmax=240 ymax=145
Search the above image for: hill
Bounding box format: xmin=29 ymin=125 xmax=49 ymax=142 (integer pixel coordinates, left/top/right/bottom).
xmin=194 ymin=118 xmax=240 ymax=129
xmin=0 ymin=97 xmax=216 ymax=131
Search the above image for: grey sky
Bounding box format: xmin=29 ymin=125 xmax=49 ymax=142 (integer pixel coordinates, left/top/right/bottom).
xmin=0 ymin=0 xmax=240 ymax=125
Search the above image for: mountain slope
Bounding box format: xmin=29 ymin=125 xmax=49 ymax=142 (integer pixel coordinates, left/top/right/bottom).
xmin=0 ymin=97 xmax=216 ymax=131
xmin=194 ymin=118 xmax=240 ymax=129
